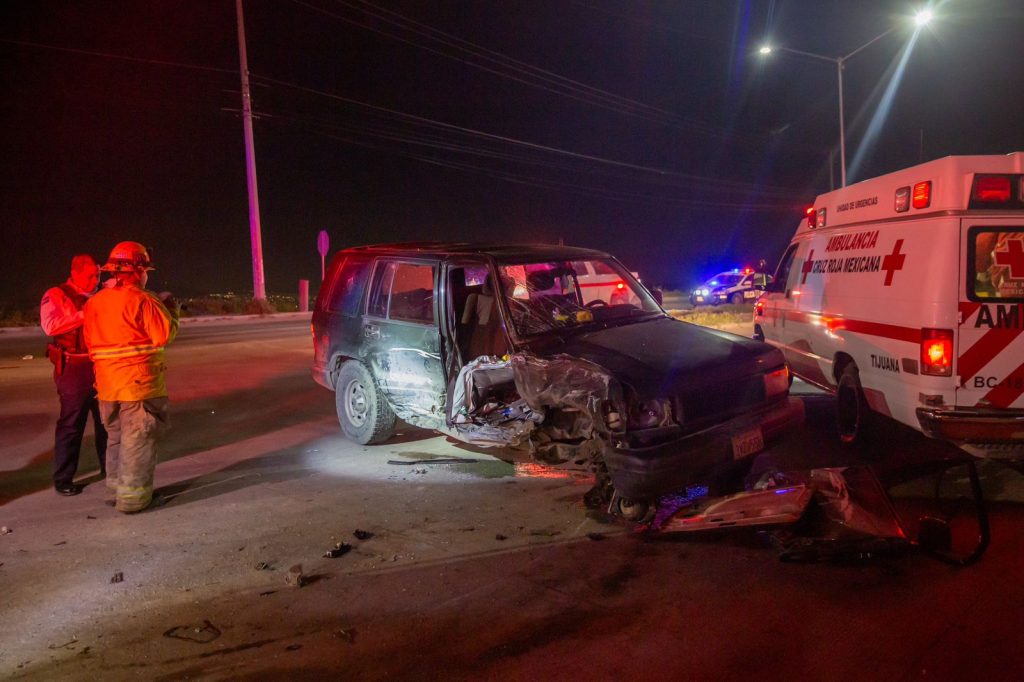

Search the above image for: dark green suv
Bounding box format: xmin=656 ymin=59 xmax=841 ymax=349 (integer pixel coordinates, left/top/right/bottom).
xmin=312 ymin=242 xmax=803 ymax=519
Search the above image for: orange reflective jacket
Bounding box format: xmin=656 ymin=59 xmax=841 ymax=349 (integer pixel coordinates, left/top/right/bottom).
xmin=84 ymin=284 xmax=178 ymax=401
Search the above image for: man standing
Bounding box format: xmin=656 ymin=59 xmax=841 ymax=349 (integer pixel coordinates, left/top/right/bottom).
xmin=40 ymin=254 xmax=109 ymax=496
xmin=84 ymin=242 xmax=178 ymax=513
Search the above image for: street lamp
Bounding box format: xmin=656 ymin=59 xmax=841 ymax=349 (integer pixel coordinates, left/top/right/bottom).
xmin=759 ymin=10 xmax=932 ymax=187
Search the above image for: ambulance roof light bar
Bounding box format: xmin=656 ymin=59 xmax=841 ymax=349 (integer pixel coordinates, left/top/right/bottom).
xmin=968 ymin=174 xmax=1024 ymax=209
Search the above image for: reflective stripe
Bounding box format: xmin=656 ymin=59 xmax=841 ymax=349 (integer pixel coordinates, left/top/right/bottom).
xmin=92 ymin=344 xmax=164 ymax=359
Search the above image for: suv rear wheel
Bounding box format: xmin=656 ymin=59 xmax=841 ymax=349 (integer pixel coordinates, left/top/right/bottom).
xmin=730 ymin=292 xmax=744 ymax=305
xmin=336 ymin=361 xmax=396 ymax=445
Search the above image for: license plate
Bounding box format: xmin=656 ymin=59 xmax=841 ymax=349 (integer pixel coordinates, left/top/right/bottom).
xmin=731 ymin=428 xmax=764 ymax=459
xmin=744 ymin=290 xmax=757 ymax=298
xmin=695 ymin=296 xmax=704 ymax=302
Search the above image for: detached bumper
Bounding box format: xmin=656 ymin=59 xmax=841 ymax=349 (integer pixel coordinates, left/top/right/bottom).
xmin=603 ymin=396 xmax=805 ymax=501
xmin=917 ymin=407 xmax=1024 ymax=444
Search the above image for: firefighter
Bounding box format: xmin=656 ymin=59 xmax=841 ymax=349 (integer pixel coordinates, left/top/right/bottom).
xmin=40 ymin=254 xmax=109 ymax=495
xmin=83 ymin=242 xmax=178 ymax=513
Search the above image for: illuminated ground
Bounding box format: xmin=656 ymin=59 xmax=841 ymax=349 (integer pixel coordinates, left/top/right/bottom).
xmin=2 ymin=316 xmax=1023 ymax=680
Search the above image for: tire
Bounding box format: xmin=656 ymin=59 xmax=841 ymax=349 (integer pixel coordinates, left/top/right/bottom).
xmin=335 ymin=361 xmax=396 ymax=445
xmin=730 ymin=292 xmax=744 ymax=305
xmin=612 ymin=495 xmax=653 ymax=524
xmin=836 ymin=362 xmax=871 ymax=445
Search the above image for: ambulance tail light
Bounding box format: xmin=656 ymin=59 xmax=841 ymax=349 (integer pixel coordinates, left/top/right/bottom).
xmin=920 ymin=328 xmax=953 ymax=377
xmin=805 ymin=206 xmax=815 ymax=229
xmin=912 ymin=181 xmax=931 ymax=209
xmin=763 ymin=367 xmax=790 ymax=398
xmin=894 ymin=186 xmax=911 ymax=213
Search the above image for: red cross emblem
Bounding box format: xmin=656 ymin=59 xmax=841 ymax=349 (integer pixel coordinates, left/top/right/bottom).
xmin=881 ymin=239 xmax=906 ymax=286
xmin=994 ymin=238 xmax=1024 ymax=279
xmin=800 ymin=249 xmax=815 ymax=284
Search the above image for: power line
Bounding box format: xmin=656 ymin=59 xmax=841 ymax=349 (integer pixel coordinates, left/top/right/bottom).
xmin=0 ymin=38 xmax=236 ymax=75
xmin=251 ymin=72 xmax=797 ymax=195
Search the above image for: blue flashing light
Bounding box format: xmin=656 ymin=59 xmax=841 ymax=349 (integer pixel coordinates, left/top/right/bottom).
xmin=709 ymin=280 xmax=719 ymax=286
xmin=733 ymin=268 xmax=739 ymax=273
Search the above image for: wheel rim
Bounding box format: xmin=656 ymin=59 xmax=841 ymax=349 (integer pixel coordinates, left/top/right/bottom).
xmin=344 ymin=378 xmax=369 ymax=427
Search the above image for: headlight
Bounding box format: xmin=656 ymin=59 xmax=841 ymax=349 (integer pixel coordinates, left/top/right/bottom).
xmin=628 ymin=398 xmax=674 ymax=429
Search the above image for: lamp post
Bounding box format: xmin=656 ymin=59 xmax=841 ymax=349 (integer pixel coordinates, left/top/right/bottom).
xmin=759 ymin=9 xmax=933 ymax=188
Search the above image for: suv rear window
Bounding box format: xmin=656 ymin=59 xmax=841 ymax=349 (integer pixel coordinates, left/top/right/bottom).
xmin=968 ymin=227 xmax=1024 ymax=301
xmin=367 ymin=260 xmax=436 ymax=323
xmin=326 ymin=256 xmax=372 ymax=315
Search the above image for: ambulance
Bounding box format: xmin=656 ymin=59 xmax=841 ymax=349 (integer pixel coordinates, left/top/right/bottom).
xmin=756 ymin=153 xmax=1024 ymax=456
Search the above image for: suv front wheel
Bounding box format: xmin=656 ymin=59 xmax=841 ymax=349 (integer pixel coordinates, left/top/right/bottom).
xmin=335 ymin=361 xmax=397 ymax=445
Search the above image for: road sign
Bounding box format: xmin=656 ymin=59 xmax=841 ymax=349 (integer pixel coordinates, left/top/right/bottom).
xmin=317 ymin=230 xmax=330 ymax=281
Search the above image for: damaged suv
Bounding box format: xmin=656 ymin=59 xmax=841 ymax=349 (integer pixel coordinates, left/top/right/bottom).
xmin=312 ymin=243 xmax=803 ymax=519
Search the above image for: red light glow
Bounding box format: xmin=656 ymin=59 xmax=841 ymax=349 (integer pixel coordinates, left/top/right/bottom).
xmin=973 ymin=175 xmax=1012 ymax=202
xmin=912 ymin=181 xmax=931 ymax=209
xmin=920 ymin=328 xmax=953 ymax=377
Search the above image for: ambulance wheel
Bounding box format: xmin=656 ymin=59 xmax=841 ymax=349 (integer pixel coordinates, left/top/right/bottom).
xmin=836 ymin=363 xmax=870 ymax=445
xmin=730 ymin=292 xmax=744 ymax=305
xmin=336 ymin=362 xmax=396 ymax=445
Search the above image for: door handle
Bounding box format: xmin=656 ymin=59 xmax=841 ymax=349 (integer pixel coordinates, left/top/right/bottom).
xmin=363 ymin=324 xmax=380 ymax=339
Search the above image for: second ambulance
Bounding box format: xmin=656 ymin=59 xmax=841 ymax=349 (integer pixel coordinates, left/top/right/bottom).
xmin=756 ymin=153 xmax=1024 ymax=456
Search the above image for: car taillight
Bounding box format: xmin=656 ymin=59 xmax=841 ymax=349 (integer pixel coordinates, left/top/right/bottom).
xmin=912 ymin=181 xmax=931 ymax=209
xmin=754 ymin=298 xmax=766 ymax=316
xmin=921 ymin=328 xmax=953 ymax=377
xmin=764 ymin=367 xmax=789 ymax=398
xmin=972 ymin=174 xmax=1012 ymax=203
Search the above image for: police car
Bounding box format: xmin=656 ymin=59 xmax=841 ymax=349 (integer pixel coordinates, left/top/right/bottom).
xmin=691 ymin=269 xmax=772 ymax=306
xmin=756 ymin=152 xmax=1024 ymax=457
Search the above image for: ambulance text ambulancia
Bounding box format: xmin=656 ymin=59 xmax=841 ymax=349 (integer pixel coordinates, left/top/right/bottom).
xmin=756 ymin=153 xmax=1024 ymax=457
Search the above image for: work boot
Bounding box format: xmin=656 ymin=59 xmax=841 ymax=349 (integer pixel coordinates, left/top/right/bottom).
xmin=55 ymin=483 xmax=84 ymax=496
xmin=120 ymin=492 xmax=166 ymax=514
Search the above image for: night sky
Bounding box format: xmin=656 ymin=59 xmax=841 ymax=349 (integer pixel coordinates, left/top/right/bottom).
xmin=3 ymin=0 xmax=1024 ymax=306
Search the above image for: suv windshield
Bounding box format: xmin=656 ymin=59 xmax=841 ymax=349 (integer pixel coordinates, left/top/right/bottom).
xmin=497 ymin=258 xmax=661 ymax=337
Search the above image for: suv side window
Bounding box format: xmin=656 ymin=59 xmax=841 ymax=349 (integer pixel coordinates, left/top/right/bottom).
xmin=366 ymin=260 xmax=436 ymax=324
xmin=327 ymin=255 xmax=372 ymax=314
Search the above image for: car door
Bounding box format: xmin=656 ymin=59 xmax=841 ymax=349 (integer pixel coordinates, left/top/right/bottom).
xmin=362 ymin=258 xmax=447 ymax=426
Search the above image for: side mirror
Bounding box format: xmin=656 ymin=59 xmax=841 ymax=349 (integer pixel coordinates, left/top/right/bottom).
xmin=650 ymin=288 xmax=664 ymax=306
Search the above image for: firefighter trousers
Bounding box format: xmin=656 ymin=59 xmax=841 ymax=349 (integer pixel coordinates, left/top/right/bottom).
xmin=99 ymin=397 xmax=170 ymax=513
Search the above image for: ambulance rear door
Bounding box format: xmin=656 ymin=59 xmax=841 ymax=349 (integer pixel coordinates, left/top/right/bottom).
xmin=956 ymin=219 xmax=1024 ymax=409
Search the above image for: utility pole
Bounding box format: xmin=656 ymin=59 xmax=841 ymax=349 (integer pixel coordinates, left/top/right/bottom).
xmin=235 ymin=0 xmax=266 ymax=301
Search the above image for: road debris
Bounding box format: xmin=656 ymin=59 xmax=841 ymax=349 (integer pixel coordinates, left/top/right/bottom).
xmin=529 ymin=528 xmax=561 ymax=537
xmin=53 ymin=540 xmax=67 ymax=546
xmin=1 ymin=526 xmax=12 ymax=535
xmin=286 ymin=644 xmax=302 ymax=651
xmin=353 ymin=529 xmax=373 ymax=540
xmin=387 ymin=457 xmax=478 ymax=465
xmin=586 ymin=532 xmax=607 ymax=541
xmin=110 ymin=571 xmax=123 ymax=584
xmin=333 ymin=628 xmax=357 ymax=643
xmin=254 ymin=561 xmax=273 ymax=571
xmin=21 ymin=355 xmax=33 ymax=360
xmin=495 ymin=534 xmax=508 ymax=541
xmin=286 ymin=564 xmax=305 ymax=587
xmin=163 ymin=620 xmax=222 ymax=644
xmin=323 ymin=543 xmax=352 ymax=558
xmin=86 ymin=515 xmax=96 ymax=520
xmin=259 ymin=590 xmax=277 ymax=597
xmin=651 ymin=466 xmax=913 ymax=562
xmin=47 ymin=638 xmax=78 ymax=650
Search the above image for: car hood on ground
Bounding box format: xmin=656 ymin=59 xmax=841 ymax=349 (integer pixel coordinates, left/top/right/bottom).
xmin=523 ymin=317 xmax=783 ymax=400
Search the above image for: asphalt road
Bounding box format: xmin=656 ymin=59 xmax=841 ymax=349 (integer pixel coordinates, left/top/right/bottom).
xmin=2 ymin=316 xmax=1024 ymax=680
